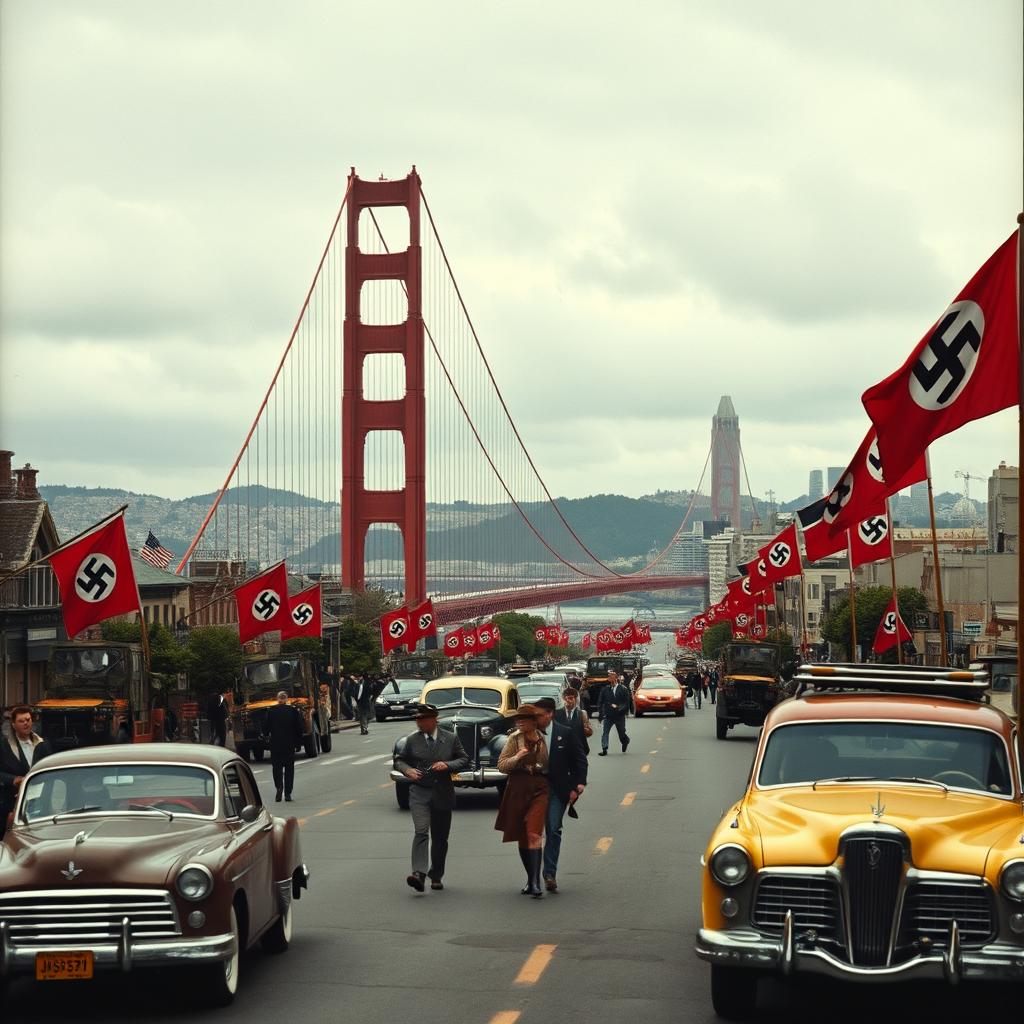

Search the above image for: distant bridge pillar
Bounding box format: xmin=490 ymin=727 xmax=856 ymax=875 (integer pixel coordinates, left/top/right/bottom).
xmin=341 ymin=169 xmax=427 ymax=603
xmin=711 ymin=395 xmax=742 ymax=530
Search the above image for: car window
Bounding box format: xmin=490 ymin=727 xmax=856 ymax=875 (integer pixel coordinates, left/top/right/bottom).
xmin=758 ymin=721 xmax=1013 ymax=796
xmin=508 ymin=689 xmax=519 ymax=709
xmin=238 ymin=763 xmax=262 ymax=810
xmin=425 ymin=687 xmax=461 ymax=707
xmin=223 ymin=765 xmax=247 ymax=818
xmin=463 ymin=687 xmax=502 ymax=707
xmin=640 ymin=677 xmax=680 ymax=689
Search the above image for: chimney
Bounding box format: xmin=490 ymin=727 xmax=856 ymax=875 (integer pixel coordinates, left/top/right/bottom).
xmin=14 ymin=463 xmax=40 ymax=500
xmin=0 ymin=450 xmax=13 ymax=499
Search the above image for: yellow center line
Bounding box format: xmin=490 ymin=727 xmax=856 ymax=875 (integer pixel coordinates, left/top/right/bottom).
xmin=296 ymin=817 xmax=309 ymax=826
xmin=343 ymin=799 xmax=358 ymax=806
xmin=656 ymin=736 xmax=663 ymax=743
xmin=314 ymin=807 xmax=337 ymax=818
xmin=640 ymin=763 xmax=651 ymax=774
xmin=621 ymin=792 xmax=636 ymax=806
xmin=490 ymin=1013 xmax=522 ymax=1024
xmin=514 ymin=943 xmax=557 ymax=985
xmin=378 ymin=783 xmax=392 ymax=789
xmin=596 ymin=836 xmax=614 ymax=854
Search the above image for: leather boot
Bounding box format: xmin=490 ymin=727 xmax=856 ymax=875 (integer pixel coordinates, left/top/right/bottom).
xmin=526 ymin=849 xmax=544 ymax=898
xmin=519 ymin=847 xmax=532 ymax=894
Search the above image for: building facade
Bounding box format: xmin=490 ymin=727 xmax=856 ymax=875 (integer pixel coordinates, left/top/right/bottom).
xmin=808 ymin=470 xmax=823 ymax=502
xmin=987 ymin=462 xmax=1018 ymax=554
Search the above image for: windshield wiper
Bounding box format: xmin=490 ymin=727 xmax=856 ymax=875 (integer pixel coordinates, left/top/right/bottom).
xmin=811 ymin=776 xmax=878 ymax=789
xmin=128 ymin=803 xmax=175 ymax=819
xmin=51 ymin=805 xmax=102 ymax=822
xmin=887 ymin=776 xmax=949 ymax=792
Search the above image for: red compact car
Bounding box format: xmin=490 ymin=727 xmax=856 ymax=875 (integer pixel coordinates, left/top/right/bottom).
xmin=633 ymin=673 xmax=686 ymax=717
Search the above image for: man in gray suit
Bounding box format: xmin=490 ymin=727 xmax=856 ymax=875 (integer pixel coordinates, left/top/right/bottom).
xmin=395 ymin=703 xmax=469 ymax=892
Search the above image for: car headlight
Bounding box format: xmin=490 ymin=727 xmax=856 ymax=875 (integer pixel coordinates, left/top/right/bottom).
xmin=709 ymin=844 xmax=751 ymax=887
xmin=1000 ymin=860 xmax=1024 ymax=901
xmin=176 ymin=864 xmax=214 ymax=902
xmin=479 ymin=726 xmax=493 ymax=740
xmin=375 ymin=697 xmax=386 ymax=705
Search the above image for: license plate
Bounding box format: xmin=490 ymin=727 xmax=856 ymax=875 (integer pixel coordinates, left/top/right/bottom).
xmin=36 ymin=951 xmax=94 ymax=980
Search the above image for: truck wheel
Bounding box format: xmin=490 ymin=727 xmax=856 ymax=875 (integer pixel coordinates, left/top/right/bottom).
xmin=716 ymin=718 xmax=729 ymax=740
xmin=319 ymin=728 xmax=332 ymax=754
xmin=395 ymin=781 xmax=411 ymax=810
xmin=304 ymin=727 xmax=318 ymax=758
xmin=709 ymin=965 xmax=758 ymax=1019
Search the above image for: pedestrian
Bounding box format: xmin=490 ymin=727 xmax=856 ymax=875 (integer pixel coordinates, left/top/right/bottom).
xmin=597 ymin=670 xmax=631 ymax=756
xmin=394 ymin=703 xmax=469 ymax=893
xmin=495 ymin=704 xmax=550 ymax=898
xmin=346 ymin=673 xmax=375 ymax=735
xmin=267 ymin=690 xmax=303 ymax=803
xmin=686 ymin=668 xmax=702 ymax=710
xmin=534 ymin=697 xmax=587 ymax=894
xmin=207 ymin=691 xmax=228 ymax=746
xmin=555 ymin=687 xmax=592 ymax=755
xmin=709 ymin=667 xmax=718 ymax=705
xmin=0 ymin=706 xmax=53 ymax=840
xmin=339 ymin=673 xmax=355 ymax=720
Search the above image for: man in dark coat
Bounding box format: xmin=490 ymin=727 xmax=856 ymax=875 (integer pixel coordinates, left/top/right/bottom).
xmin=1 ymin=706 xmax=53 ymax=839
xmin=345 ymin=673 xmax=375 ymax=735
xmin=266 ymin=690 xmax=304 ymax=802
xmin=555 ymin=686 xmax=591 ymax=755
xmin=597 ymin=670 xmax=632 ymax=755
xmin=394 ymin=704 xmax=469 ymax=892
xmin=207 ymin=691 xmax=229 ymax=746
xmin=535 ymin=697 xmax=587 ymax=892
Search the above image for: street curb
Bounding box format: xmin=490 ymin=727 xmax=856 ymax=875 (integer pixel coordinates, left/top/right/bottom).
xmin=330 ymin=720 xmax=361 ymax=733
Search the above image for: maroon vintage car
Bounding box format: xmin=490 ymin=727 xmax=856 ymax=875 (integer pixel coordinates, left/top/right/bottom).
xmin=0 ymin=744 xmax=308 ymax=1006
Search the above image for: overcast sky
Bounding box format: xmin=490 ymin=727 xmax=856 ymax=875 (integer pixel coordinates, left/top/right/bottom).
xmin=1 ymin=1 xmax=1021 ymax=507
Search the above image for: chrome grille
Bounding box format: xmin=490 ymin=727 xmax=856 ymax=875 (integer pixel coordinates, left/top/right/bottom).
xmin=845 ymin=837 xmax=904 ymax=966
xmin=753 ymin=874 xmax=842 ymax=945
xmin=0 ymin=889 xmax=180 ymax=946
xmin=903 ymin=880 xmax=995 ymax=948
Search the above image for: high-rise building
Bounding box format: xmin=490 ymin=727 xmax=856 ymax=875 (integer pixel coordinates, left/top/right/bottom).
xmin=826 ymin=466 xmax=844 ymax=492
xmin=808 ymin=469 xmax=823 ymax=501
xmin=988 ymin=462 xmax=1018 ymax=553
xmin=711 ymin=396 xmax=742 ymax=530
xmin=910 ymin=480 xmax=929 ymax=519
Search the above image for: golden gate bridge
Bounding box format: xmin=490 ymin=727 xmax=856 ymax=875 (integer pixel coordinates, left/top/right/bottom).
xmin=175 ymin=169 xmax=759 ymax=625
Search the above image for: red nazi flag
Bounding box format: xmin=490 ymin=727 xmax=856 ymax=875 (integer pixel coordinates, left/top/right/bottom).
xmin=407 ymin=598 xmax=437 ymax=645
xmin=380 ymin=606 xmax=411 ymax=655
xmin=760 ymin=522 xmax=802 ymax=583
xmin=581 ymin=633 xmax=592 ymax=650
xmin=873 ymin=595 xmax=913 ymax=654
xmin=49 ymin=513 xmax=141 ymax=640
xmin=849 ymin=505 xmax=893 ymax=569
xmin=443 ymin=627 xmax=465 ymax=657
xmin=281 ymin=584 xmax=322 ymax=641
xmin=233 ymin=562 xmax=290 ymax=645
xmin=476 ymin=623 xmax=495 ymax=650
xmin=862 ymin=231 xmax=1019 ymax=486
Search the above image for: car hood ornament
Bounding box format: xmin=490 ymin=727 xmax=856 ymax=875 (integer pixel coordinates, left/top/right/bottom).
xmin=61 ymin=860 xmax=84 ymax=880
xmin=870 ymin=793 xmax=886 ymax=821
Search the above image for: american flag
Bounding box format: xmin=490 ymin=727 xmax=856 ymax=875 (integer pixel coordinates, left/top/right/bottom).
xmin=139 ymin=531 xmax=174 ymax=570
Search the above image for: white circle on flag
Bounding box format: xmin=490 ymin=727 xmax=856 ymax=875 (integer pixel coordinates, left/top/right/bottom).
xmin=445 ymin=635 xmax=459 ymax=650
xmin=866 ymin=438 xmax=885 ymax=484
xmin=882 ymin=611 xmax=898 ymax=634
xmin=74 ymin=553 xmax=117 ymax=603
xmin=292 ymin=603 xmax=314 ymax=626
xmin=909 ymin=300 xmax=985 ymax=411
xmin=823 ymin=472 xmax=854 ymax=525
xmin=768 ymin=542 xmax=791 ymax=569
xmin=388 ymin=618 xmax=408 ymax=639
xmin=858 ymin=517 xmax=889 ymax=546
xmin=418 ymin=613 xmax=433 ymax=631
xmin=252 ymin=589 xmax=281 ymax=621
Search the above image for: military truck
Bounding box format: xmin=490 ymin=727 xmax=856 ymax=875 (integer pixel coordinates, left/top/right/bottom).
xmin=715 ymin=642 xmax=794 ymax=740
xmin=36 ymin=641 xmax=155 ymax=749
xmin=232 ymin=653 xmax=331 ymax=761
xmin=451 ymin=656 xmax=500 ymax=676
xmin=582 ymin=654 xmax=644 ymax=713
xmin=390 ymin=654 xmax=445 ymax=680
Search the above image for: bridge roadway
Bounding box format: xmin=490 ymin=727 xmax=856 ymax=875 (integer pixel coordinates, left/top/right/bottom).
xmin=8 ymin=712 xmax=1012 ymax=1023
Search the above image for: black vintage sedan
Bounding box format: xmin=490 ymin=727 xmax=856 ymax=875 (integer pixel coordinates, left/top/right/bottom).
xmin=388 ymin=677 xmax=521 ymax=809
xmin=374 ymin=677 xmax=425 ymax=721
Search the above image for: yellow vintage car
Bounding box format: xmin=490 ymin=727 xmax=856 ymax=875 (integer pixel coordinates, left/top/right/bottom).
xmin=696 ymin=664 xmax=1024 ymax=1018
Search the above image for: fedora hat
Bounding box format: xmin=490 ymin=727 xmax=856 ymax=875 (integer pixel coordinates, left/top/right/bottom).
xmin=512 ymin=703 xmax=542 ymax=721
xmin=411 ymin=703 xmax=440 ymax=721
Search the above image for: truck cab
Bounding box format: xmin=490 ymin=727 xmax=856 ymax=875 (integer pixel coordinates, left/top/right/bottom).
xmin=715 ymin=642 xmax=792 ymax=740
xmin=582 ymin=655 xmax=641 ymax=713
xmin=452 ymin=657 xmax=499 ymax=677
xmin=36 ymin=642 xmax=154 ymax=750
xmin=390 ymin=654 xmax=444 ymax=680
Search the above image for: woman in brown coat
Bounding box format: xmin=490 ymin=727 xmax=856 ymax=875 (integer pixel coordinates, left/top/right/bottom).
xmin=495 ymin=704 xmax=550 ymax=898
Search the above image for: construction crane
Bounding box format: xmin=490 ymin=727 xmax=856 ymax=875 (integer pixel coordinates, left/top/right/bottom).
xmin=954 ymin=470 xmax=984 ymax=502
xmin=953 ymin=470 xmax=984 ymax=528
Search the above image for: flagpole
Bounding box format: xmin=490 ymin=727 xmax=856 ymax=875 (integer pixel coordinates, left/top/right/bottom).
xmin=798 ymin=569 xmax=809 ymax=657
xmin=885 ymin=497 xmax=903 ymax=665
xmin=0 ymin=505 xmax=129 ymax=588
xmin=925 ymin=456 xmax=949 ymax=666
xmin=847 ymin=538 xmax=859 ymax=663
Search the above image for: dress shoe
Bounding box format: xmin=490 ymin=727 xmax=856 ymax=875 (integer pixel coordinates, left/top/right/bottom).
xmin=430 ymin=880 xmax=444 ymax=891
xmin=407 ymin=871 xmax=426 ymax=892
xmin=285 ymin=794 xmax=293 ymax=802
xmin=275 ymin=789 xmax=282 ymax=802
xmin=544 ymin=875 xmax=558 ymax=893
xmin=598 ymin=750 xmax=608 ymax=756
xmin=622 ymin=738 xmax=630 ymax=753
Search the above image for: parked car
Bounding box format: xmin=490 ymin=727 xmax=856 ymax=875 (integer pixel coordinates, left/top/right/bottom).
xmin=389 ymin=676 xmax=521 ymax=809
xmin=634 ymin=673 xmax=685 ymax=717
xmin=375 ymin=677 xmax=425 ymax=721
xmin=515 ymin=675 xmax=567 ymax=708
xmin=0 ymin=744 xmax=308 ymax=1006
xmin=695 ymin=663 xmax=1024 ymax=1019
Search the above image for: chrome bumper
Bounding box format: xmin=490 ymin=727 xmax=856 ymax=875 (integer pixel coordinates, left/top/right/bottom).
xmin=0 ymin=919 xmax=236 ymax=976
xmin=696 ymin=923 xmax=1024 ymax=983
xmin=389 ymin=768 xmax=506 ymax=787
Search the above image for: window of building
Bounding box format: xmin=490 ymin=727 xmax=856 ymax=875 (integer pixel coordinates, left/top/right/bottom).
xmin=143 ymin=606 xmax=150 ymax=623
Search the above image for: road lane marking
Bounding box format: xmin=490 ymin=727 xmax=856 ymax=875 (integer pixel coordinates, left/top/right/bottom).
xmin=343 ymin=799 xmax=358 ymax=806
xmin=641 ymin=763 xmax=651 ymax=774
xmin=656 ymin=736 xmax=663 ymax=743
xmin=352 ymin=754 xmax=383 ymax=765
xmin=314 ymin=807 xmax=337 ymax=818
xmin=514 ymin=944 xmax=556 ymax=985
xmin=378 ymin=783 xmax=392 ymax=789
xmin=490 ymin=1014 xmax=521 ymax=1024
xmin=321 ymin=755 xmax=357 ymax=765
xmin=621 ymin=792 xmax=636 ymax=806
xmin=596 ymin=837 xmax=613 ymax=854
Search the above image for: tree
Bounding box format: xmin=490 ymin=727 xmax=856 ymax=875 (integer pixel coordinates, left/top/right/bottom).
xmin=702 ymin=623 xmax=732 ymax=661
xmin=493 ymin=611 xmax=546 ymax=663
xmin=186 ymin=627 xmax=244 ymax=696
xmin=281 ymin=637 xmax=326 ymax=661
xmin=334 ymin=618 xmax=381 ymax=675
xmin=349 ymin=587 xmax=394 ymax=626
xmin=765 ymin=628 xmax=796 ymax=668
xmin=820 ymin=586 xmax=928 ymax=661
xmin=101 ymin=619 xmax=189 ymax=679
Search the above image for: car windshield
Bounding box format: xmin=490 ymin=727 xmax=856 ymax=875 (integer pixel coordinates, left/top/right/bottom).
xmin=245 ymin=659 xmax=302 ymax=696
xmin=587 ymin=660 xmax=617 ymax=674
xmin=517 ymin=683 xmax=561 ymax=698
xmin=758 ymin=721 xmax=1013 ymax=796
xmin=381 ymin=679 xmax=423 ymax=696
xmin=427 ymin=686 xmax=503 ymax=708
xmin=439 ymin=707 xmax=496 ymax=721
xmin=724 ymin=645 xmax=778 ymax=675
xmin=49 ymin=647 xmax=129 ymax=696
xmin=20 ymin=764 xmax=218 ymax=822
xmin=640 ymin=676 xmax=679 ymax=689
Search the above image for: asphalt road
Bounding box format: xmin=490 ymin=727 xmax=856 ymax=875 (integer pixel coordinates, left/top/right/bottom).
xmin=4 ymin=707 xmax=1019 ymax=1023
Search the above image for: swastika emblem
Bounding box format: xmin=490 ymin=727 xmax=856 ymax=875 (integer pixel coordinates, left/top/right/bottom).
xmin=291 ymin=603 xmax=314 ymax=626
xmin=756 ymin=558 xmax=769 ymax=579
xmin=252 ymin=589 xmax=281 ymax=621
xmin=909 ymin=301 xmax=984 ymax=410
xmin=388 ymin=618 xmax=408 ymax=639
xmin=464 ymin=633 xmax=476 ymax=647
xmin=736 ymin=613 xmax=749 ymax=627
xmin=823 ymin=472 xmax=854 ymax=525
xmin=74 ymin=554 xmax=117 ymax=603
xmin=752 ymin=625 xmax=764 ymax=638
xmin=695 ymin=618 xmax=706 ymax=631
xmin=445 ymin=635 xmax=459 ymax=650
xmin=866 ymin=438 xmax=885 ymax=484
xmin=535 ymin=629 xmax=546 ymax=642
xmin=858 ymin=517 xmax=888 ymax=546
xmin=882 ymin=611 xmax=898 ymax=634
xmin=418 ymin=613 xmax=433 ymax=631
xmin=742 ymin=578 xmax=752 ymax=596
xmin=769 ymin=542 xmax=791 ymax=569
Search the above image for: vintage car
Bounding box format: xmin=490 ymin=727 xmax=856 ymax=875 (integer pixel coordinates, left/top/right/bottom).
xmin=232 ymin=653 xmax=331 ymax=761
xmin=374 ymin=677 xmax=426 ymax=721
xmin=714 ymin=642 xmax=793 ymax=740
xmin=515 ymin=674 xmax=567 ymax=709
xmin=633 ymin=671 xmax=686 ymax=717
xmin=0 ymin=744 xmax=308 ymax=1007
xmin=34 ymin=641 xmax=157 ymax=749
xmin=695 ymin=664 xmax=1024 ymax=1019
xmin=389 ymin=676 xmax=521 ymax=809
xmin=390 ymin=654 xmax=444 ymax=680
xmin=450 ymin=656 xmax=500 ymax=677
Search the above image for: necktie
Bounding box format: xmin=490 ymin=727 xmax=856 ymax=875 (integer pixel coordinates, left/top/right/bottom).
xmin=426 ymin=734 xmax=435 ymax=749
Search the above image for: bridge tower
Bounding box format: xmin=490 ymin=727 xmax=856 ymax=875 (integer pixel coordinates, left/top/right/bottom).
xmin=711 ymin=395 xmax=742 ymax=530
xmin=341 ymin=169 xmax=427 ymax=603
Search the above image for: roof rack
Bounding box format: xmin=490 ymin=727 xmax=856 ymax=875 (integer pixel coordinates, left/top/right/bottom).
xmin=794 ymin=663 xmax=990 ymax=701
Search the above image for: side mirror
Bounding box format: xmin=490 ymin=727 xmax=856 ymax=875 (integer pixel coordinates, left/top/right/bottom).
xmin=239 ymin=804 xmax=260 ymax=824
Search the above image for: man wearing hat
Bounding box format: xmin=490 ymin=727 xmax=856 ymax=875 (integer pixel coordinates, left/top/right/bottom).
xmin=395 ymin=704 xmax=469 ymax=892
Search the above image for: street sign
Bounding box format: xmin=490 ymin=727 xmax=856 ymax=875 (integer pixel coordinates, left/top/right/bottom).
xmin=962 ymin=621 xmax=983 ymax=637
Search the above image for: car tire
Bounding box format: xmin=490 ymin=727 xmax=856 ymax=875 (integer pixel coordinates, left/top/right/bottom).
xmin=304 ymin=727 xmax=318 ymax=759
xmin=319 ymin=728 xmax=332 ymax=754
xmin=260 ymin=900 xmax=293 ymax=954
xmin=716 ymin=718 xmax=729 ymax=740
xmin=395 ymin=781 xmax=411 ymax=810
xmin=196 ymin=905 xmax=240 ymax=1007
xmin=635 ymin=710 xmax=644 ymax=718
xmin=709 ymin=965 xmax=758 ymax=1019
xmin=674 ymin=709 xmax=683 ymax=717
xmin=375 ymin=712 xmax=386 ymax=723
